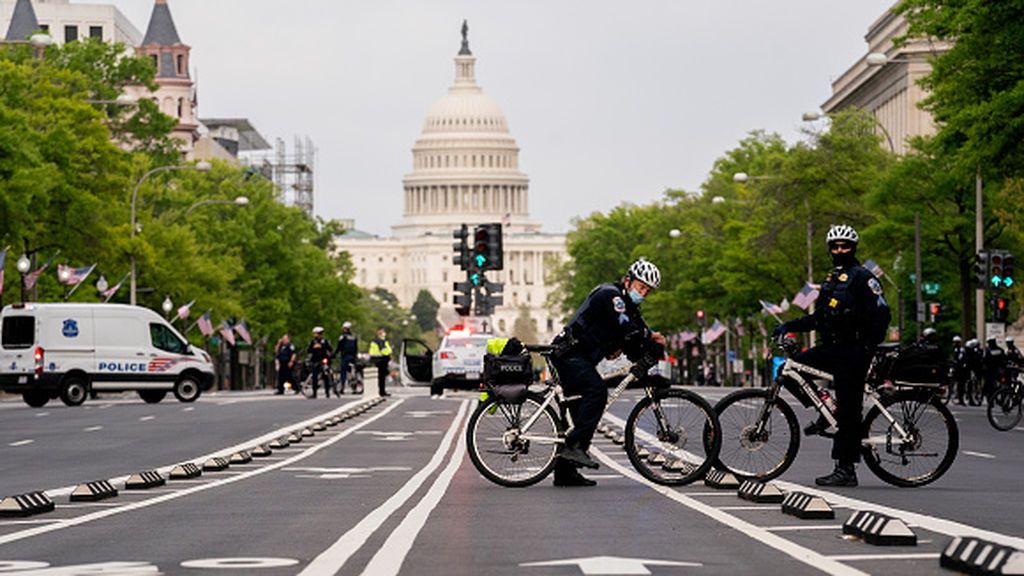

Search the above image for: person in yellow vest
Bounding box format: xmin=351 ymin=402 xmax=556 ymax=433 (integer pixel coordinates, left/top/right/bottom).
xmin=368 ymin=327 xmax=393 ymax=397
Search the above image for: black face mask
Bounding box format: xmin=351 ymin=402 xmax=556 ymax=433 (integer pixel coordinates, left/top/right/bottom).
xmin=831 ymin=250 xmax=857 ymax=268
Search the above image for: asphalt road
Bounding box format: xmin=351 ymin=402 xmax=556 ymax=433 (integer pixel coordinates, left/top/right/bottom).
xmin=0 ymin=386 xmax=1020 ymax=575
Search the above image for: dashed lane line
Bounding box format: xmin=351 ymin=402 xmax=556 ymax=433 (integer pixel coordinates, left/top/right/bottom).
xmin=0 ymin=399 xmax=404 ymax=547
xmin=139 ymin=416 xmax=155 ymax=421
xmin=764 ymin=525 xmax=844 ymax=532
xmin=827 ymin=554 xmax=941 ymax=562
xmin=962 ymin=450 xmax=996 ymax=459
xmin=8 ymin=440 xmax=33 ymax=447
xmin=84 ymin=426 xmax=103 ymax=432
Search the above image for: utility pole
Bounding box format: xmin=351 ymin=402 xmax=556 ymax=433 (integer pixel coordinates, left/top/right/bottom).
xmin=975 ymin=169 xmax=985 ymax=341
xmin=915 ymin=214 xmax=924 ymax=339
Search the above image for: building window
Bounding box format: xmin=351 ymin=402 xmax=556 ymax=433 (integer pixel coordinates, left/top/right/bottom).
xmin=64 ymin=25 xmax=78 ymax=43
xmin=177 ymin=54 xmax=184 ymax=75
xmin=89 ymin=26 xmax=102 ymax=39
xmin=176 ymin=97 xmax=184 ymax=118
xmin=39 ymin=24 xmax=48 ymax=32
xmin=151 ymin=55 xmax=158 ymax=68
xmin=442 ymin=271 xmax=448 ymax=283
xmin=499 ymin=319 xmax=506 ymax=332
xmin=547 ymin=318 xmax=554 ymax=332
xmin=392 ymin=273 xmax=398 ymax=284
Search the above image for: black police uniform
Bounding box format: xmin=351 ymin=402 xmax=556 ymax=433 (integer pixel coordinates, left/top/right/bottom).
xmin=983 ymin=340 xmax=1006 ymax=397
xmin=335 ymin=331 xmax=358 ymax=389
xmin=551 ymin=282 xmax=653 ymax=456
xmin=307 ymin=336 xmax=334 ymax=398
xmin=275 ymin=342 xmax=296 ymax=394
xmin=780 ymin=260 xmax=890 ymax=467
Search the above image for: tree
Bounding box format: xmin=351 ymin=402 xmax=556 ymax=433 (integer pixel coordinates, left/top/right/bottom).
xmin=411 ymin=289 xmax=440 ymax=333
xmin=512 ymin=305 xmax=538 ymax=344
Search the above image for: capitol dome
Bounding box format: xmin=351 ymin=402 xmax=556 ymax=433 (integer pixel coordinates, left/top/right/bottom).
xmin=395 ymin=23 xmax=536 ymax=237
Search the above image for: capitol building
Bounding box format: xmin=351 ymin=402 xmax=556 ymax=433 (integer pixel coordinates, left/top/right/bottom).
xmin=334 ymin=25 xmax=567 ymax=341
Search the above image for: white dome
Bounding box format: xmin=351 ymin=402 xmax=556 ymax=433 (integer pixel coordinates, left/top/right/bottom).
xmin=423 ymin=87 xmax=510 ymax=134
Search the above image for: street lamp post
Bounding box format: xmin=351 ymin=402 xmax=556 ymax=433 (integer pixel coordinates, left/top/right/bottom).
xmin=58 ymin=265 xmax=72 ymax=302
xmin=16 ymin=253 xmax=31 ymax=304
xmin=130 ymin=161 xmax=211 ymax=306
xmin=181 ymin=196 xmax=249 ymax=219
xmin=162 ymin=296 xmax=173 ymax=319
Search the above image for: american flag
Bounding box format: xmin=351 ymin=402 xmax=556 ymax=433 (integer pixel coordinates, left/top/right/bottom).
xmin=57 ymin=263 xmax=96 ymax=286
xmin=734 ymin=318 xmax=745 ymax=338
xmin=24 ymin=252 xmax=57 ymax=291
xmin=234 ymin=319 xmax=252 ymax=346
xmin=780 ymin=298 xmax=791 ymax=312
xmin=219 ymin=320 xmax=236 ymax=346
xmin=702 ymin=319 xmax=726 ymax=344
xmin=864 ymin=259 xmax=884 ymax=278
xmin=501 ymin=212 xmax=511 ymax=226
xmin=101 ymin=273 xmax=129 ymax=302
xmin=792 ymin=282 xmax=820 ymax=311
xmin=147 ymin=357 xmax=179 ymax=373
xmin=0 ymin=248 xmax=6 ymax=296
xmin=197 ymin=312 xmax=214 ymax=337
xmin=759 ymin=299 xmax=783 ymax=315
xmin=176 ymin=299 xmax=195 ymax=321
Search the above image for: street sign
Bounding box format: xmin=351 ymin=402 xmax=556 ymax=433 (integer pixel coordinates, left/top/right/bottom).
xmin=985 ymin=322 xmax=1005 ymax=341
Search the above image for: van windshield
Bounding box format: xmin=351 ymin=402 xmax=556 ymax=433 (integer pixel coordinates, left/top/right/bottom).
xmin=2 ymin=316 xmax=34 ymax=349
xmin=150 ymin=323 xmax=188 ymax=354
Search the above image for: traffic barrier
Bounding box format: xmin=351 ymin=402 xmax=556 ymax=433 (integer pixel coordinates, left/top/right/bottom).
xmin=843 ymin=510 xmax=916 ymax=546
xmin=612 ymin=434 xmax=625 ymax=445
xmin=229 ymin=451 xmax=252 ymax=465
xmin=124 ymin=471 xmax=165 ymax=490
xmin=70 ymin=480 xmax=118 ymax=502
xmin=301 ymin=427 xmax=314 ymax=437
xmin=323 ymin=418 xmax=337 ymax=427
xmin=662 ymin=459 xmax=696 ymax=475
xmin=202 ymin=457 xmax=230 ymax=472
xmin=169 ymin=463 xmax=202 ymax=479
xmin=287 ymin=432 xmax=302 ymax=443
xmin=704 ymin=469 xmax=740 ymax=489
xmin=270 ymin=436 xmax=290 ymax=449
xmin=781 ymin=491 xmax=834 ymax=520
xmin=0 ymin=492 xmax=55 ymax=517
xmin=737 ymin=480 xmax=785 ymax=503
xmin=941 ymin=536 xmax=1024 ymax=575
xmin=313 ymin=422 xmax=326 ymax=431
xmin=647 ymin=453 xmax=667 ymax=465
xmin=636 ymin=447 xmax=650 ymax=459
xmin=251 ymin=444 xmax=272 ymax=457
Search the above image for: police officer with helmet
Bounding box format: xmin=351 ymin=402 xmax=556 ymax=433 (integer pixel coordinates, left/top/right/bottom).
xmin=549 ymin=258 xmax=666 ymax=487
xmin=307 ymin=327 xmax=334 ymax=398
xmin=773 ymin=224 xmax=891 ymax=487
xmin=334 ymin=321 xmax=358 ymax=393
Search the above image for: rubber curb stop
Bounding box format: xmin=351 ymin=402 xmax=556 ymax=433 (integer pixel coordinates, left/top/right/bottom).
xmin=229 ymin=451 xmax=252 ymax=465
xmin=251 ymin=444 xmax=273 ymax=457
xmin=704 ymin=469 xmax=740 ymax=489
xmin=124 ymin=471 xmax=165 ymax=490
xmin=611 ymin=433 xmax=625 ymax=446
xmin=0 ymin=492 xmax=55 ymax=517
xmin=287 ymin=432 xmax=302 ymax=444
xmin=270 ymin=436 xmax=290 ymax=449
xmin=737 ymin=480 xmax=785 ymax=504
xmin=69 ymin=480 xmax=118 ymax=502
xmin=781 ymin=491 xmax=834 ymax=520
xmin=202 ymin=457 xmax=230 ymax=472
xmin=941 ymin=536 xmax=1024 ymax=575
xmin=843 ymin=510 xmax=916 ymax=546
xmin=300 ymin=427 xmax=315 ymax=437
xmin=312 ymin=422 xmax=326 ymax=432
xmin=169 ymin=462 xmax=202 ymax=479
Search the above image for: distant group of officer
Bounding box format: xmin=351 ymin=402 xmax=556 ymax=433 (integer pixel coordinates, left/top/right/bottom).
xmin=273 ymin=323 xmax=393 ymax=398
xmin=950 ymin=334 xmax=1023 ymax=404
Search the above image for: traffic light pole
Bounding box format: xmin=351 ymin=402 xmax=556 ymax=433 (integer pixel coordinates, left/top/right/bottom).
xmin=976 ymin=169 xmax=985 ymax=342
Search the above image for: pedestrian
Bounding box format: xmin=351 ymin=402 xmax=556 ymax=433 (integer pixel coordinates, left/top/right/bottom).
xmin=274 ymin=334 xmax=297 ymax=395
xmin=335 ymin=321 xmax=358 ymax=394
xmin=368 ymin=327 xmax=393 ymax=397
xmin=950 ymin=335 xmax=965 ymax=404
xmin=773 ymin=224 xmax=890 ymax=487
xmin=548 ymin=258 xmax=666 ymax=487
xmin=306 ymin=327 xmax=334 ymax=398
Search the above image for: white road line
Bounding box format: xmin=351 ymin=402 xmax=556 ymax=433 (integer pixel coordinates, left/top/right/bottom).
xmin=9 ymin=439 xmax=33 ymax=447
xmin=0 ymin=519 xmax=61 ymax=525
xmin=594 ymin=447 xmax=868 ymax=576
xmin=962 ymin=450 xmax=996 ymax=459
xmin=718 ymin=506 xmax=778 ymax=511
xmin=84 ymin=426 xmax=103 ymax=432
xmin=34 ymin=412 xmax=48 ymax=417
xmin=139 ymin=416 xmax=155 ymax=422
xmin=686 ymin=491 xmax=743 ymax=497
xmin=359 ymin=408 xmax=468 ymax=576
xmin=0 ymin=399 xmax=404 ymax=547
xmin=827 ymin=553 xmax=941 ymax=561
xmin=764 ymin=525 xmax=844 ymax=532
xmin=298 ymin=400 xmax=470 ymax=576
xmin=60 ymin=502 xmax=124 ymax=508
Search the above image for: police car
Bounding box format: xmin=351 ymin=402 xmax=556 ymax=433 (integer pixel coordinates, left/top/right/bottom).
xmin=0 ymin=303 xmax=215 ymax=407
xmin=400 ymin=328 xmax=491 ymax=390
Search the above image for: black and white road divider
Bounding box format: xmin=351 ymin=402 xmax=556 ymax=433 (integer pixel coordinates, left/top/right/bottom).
xmin=941 ymin=536 xmax=1024 ymax=575
xmin=124 ymin=471 xmax=166 ymax=490
xmin=229 ymin=451 xmax=252 ymax=465
xmin=301 ymin=427 xmax=314 ymax=437
xmin=270 ymin=436 xmax=290 ymax=449
xmin=251 ymin=444 xmax=273 ymax=457
xmin=170 ymin=463 xmax=202 ymax=479
xmin=843 ymin=510 xmax=917 ymax=546
xmin=704 ymin=469 xmax=740 ymax=489
xmin=70 ymin=480 xmax=118 ymax=502
xmin=780 ymin=491 xmax=834 ymax=520
xmin=737 ymin=480 xmax=785 ymax=504
xmin=0 ymin=492 xmax=55 ymax=517
xmin=203 ymin=457 xmax=230 ymax=472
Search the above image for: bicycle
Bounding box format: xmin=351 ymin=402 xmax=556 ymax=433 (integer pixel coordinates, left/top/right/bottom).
xmin=987 ymin=363 xmax=1023 ymax=431
xmin=301 ymin=357 xmax=338 ymax=398
xmin=339 ymin=359 xmax=365 ymax=395
xmin=714 ymin=336 xmax=959 ymax=488
xmin=465 ymin=343 xmax=722 ymax=488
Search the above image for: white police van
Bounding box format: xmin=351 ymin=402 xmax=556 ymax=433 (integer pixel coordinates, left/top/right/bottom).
xmin=0 ymin=303 xmax=215 ymax=408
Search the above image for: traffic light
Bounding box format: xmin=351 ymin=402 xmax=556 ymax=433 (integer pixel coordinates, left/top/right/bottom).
xmin=1004 ymin=253 xmax=1015 ymax=288
xmin=452 ymin=225 xmax=470 ymax=270
xmin=975 ymin=251 xmax=989 ymax=288
xmin=991 ymin=251 xmax=1004 ymax=288
xmin=928 ymin=302 xmax=941 ymax=324
xmin=994 ymin=297 xmax=1009 ymax=323
xmin=453 ymin=280 xmax=472 ymax=316
xmin=470 ymin=223 xmax=503 ymax=271
xmin=696 ymin=309 xmax=706 ymax=328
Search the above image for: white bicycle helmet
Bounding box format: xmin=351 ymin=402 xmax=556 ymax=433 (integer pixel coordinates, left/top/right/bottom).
xmin=342 ymin=321 xmax=352 ymax=329
xmin=627 ymin=259 xmax=661 ymax=290
xmin=825 ymin=224 xmax=859 ymax=246
xmin=312 ymin=326 xmax=324 ymax=334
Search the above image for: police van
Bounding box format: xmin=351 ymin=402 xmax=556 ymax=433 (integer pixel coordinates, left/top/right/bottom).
xmin=0 ymin=303 xmax=215 ymax=408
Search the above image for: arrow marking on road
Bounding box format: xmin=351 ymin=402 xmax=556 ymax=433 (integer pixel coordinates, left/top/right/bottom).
xmin=520 ymin=555 xmax=701 ymax=575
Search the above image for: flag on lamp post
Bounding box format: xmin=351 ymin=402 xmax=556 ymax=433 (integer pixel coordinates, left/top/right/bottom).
xmin=234 ymin=319 xmax=252 ymax=346
xmin=792 ymin=282 xmax=820 ymax=311
xmin=100 ymin=273 xmax=129 ymax=302
xmin=176 ymin=299 xmax=195 ymax=321
xmin=196 ymin=312 xmax=214 ymax=337
xmin=219 ymin=320 xmax=236 ymax=346
xmin=0 ymin=248 xmax=7 ymax=296
xmin=57 ymin=263 xmax=97 ymax=286
xmin=702 ymin=319 xmax=726 ymax=344
xmin=863 ymin=259 xmax=884 ymax=278
xmin=24 ymin=252 xmax=58 ymax=291
xmin=759 ymin=299 xmax=783 ymax=315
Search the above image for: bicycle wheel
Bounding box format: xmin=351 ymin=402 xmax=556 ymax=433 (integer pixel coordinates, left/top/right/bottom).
xmin=624 ymin=389 xmax=721 ymax=485
xmin=300 ymin=375 xmax=315 ymax=398
xmin=714 ymin=389 xmax=800 ymax=482
xmin=967 ymin=374 xmax=984 ymax=406
xmin=987 ymin=386 xmax=1022 ymax=431
xmin=466 ymin=391 xmax=563 ymax=488
xmin=861 ymin=389 xmax=959 ymax=487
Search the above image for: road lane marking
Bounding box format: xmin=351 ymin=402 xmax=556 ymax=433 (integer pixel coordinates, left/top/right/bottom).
xmin=84 ymin=426 xmax=103 ymax=432
xmin=962 ymin=450 xmax=995 ymax=459
xmin=34 ymin=412 xmax=49 ymax=417
xmin=718 ymin=506 xmax=778 ymax=511
xmin=594 ymin=447 xmax=869 ymax=576
xmin=0 ymin=519 xmax=61 ymax=525
xmin=0 ymin=399 xmax=404 ymax=547
xmin=827 ymin=553 xmax=941 ymax=561
xmin=139 ymin=415 xmax=155 ymax=421
xmin=9 ymin=439 xmax=33 ymax=447
xmin=299 ymin=400 xmax=470 ymax=576
xmin=764 ymin=525 xmax=844 ymax=532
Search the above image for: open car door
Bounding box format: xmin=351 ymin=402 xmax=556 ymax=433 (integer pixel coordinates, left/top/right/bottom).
xmin=401 ymin=338 xmax=433 ymax=386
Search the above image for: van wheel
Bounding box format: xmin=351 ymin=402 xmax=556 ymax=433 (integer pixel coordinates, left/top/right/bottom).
xmin=60 ymin=376 xmax=88 ymax=407
xmin=174 ymin=375 xmax=201 ymax=403
xmin=23 ymin=391 xmax=49 ymax=408
xmin=138 ymin=390 xmax=167 ymax=404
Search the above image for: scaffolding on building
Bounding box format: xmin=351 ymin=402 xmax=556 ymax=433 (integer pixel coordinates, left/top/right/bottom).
xmin=242 ymin=136 xmax=315 ymax=215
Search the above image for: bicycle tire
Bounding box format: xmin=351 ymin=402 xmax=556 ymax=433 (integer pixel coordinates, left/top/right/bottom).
xmin=713 ymin=388 xmax=801 ymax=482
xmin=300 ymin=375 xmax=315 ymax=398
xmin=466 ymin=391 xmax=563 ymax=488
xmin=624 ymin=389 xmax=721 ymax=486
xmin=861 ymin=389 xmax=959 ymax=488
xmin=987 ymin=386 xmax=1022 ymax=431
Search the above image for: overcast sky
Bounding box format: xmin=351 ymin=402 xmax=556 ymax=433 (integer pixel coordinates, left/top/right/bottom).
xmin=102 ymin=0 xmax=896 ymax=236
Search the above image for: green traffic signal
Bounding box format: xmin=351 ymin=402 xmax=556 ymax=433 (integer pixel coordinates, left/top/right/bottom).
xmin=471 ymin=272 xmax=482 ymax=286
xmin=474 ymin=254 xmax=487 ymax=268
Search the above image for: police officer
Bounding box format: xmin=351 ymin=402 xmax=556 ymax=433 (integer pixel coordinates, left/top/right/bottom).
xmin=549 ymin=258 xmax=666 ymax=487
xmin=368 ymin=327 xmax=393 ymax=397
xmin=983 ymin=337 xmax=1006 ymax=399
xmin=274 ymin=333 xmax=297 ymax=395
xmin=773 ymin=224 xmax=890 ymax=487
xmin=307 ymin=327 xmax=334 ymax=398
xmin=951 ymin=335 xmax=966 ymax=404
xmin=334 ymin=321 xmax=358 ymax=394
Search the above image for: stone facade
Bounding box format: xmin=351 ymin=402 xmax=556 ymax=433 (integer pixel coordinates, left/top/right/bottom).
xmin=1 ymin=0 xmax=141 ymax=45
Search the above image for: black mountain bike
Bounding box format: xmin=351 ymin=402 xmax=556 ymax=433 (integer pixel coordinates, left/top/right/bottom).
xmin=987 ymin=362 xmax=1023 ymax=431
xmin=714 ymin=336 xmax=959 ymax=488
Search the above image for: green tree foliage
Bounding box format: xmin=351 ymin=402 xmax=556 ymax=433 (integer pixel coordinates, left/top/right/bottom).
xmin=411 ymin=289 xmax=439 ymax=332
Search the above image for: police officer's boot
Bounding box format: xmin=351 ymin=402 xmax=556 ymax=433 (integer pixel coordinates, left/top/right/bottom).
xmin=803 ymin=415 xmax=830 ymax=437
xmin=557 ymin=445 xmax=599 ymax=470
xmin=815 ymin=462 xmax=858 ymax=487
xmin=553 ymin=461 xmax=597 ymax=487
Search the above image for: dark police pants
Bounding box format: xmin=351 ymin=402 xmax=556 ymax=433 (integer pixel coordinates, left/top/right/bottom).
xmin=339 ymin=354 xmax=356 ymax=387
xmin=552 ymin=353 xmax=606 ymax=452
xmin=373 ymin=359 xmax=388 ymax=394
xmin=792 ymin=344 xmax=870 ymax=466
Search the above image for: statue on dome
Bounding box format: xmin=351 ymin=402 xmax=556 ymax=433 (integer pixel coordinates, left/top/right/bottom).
xmin=460 ymin=19 xmax=471 ymax=55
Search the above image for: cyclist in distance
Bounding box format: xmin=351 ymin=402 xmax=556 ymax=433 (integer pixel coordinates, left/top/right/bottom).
xmin=334 ymin=321 xmax=358 ymax=393
xmin=549 ymin=258 xmax=667 ymax=487
xmin=307 ymin=326 xmax=334 ymax=398
xmin=773 ymin=224 xmax=891 ymax=487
